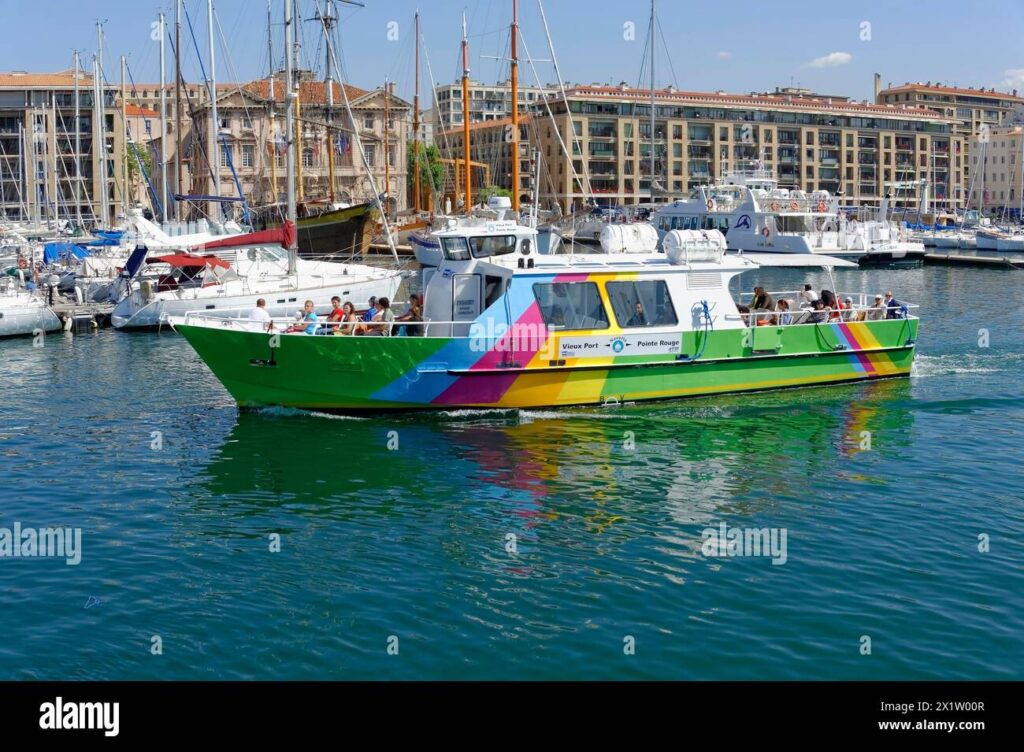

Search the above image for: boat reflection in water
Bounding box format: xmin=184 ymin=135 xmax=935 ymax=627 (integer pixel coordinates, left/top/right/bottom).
xmin=193 ymin=378 xmax=915 ymax=557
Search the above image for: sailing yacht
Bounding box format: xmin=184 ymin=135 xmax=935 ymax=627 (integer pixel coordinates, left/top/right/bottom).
xmin=109 ymin=221 xmax=401 ymax=329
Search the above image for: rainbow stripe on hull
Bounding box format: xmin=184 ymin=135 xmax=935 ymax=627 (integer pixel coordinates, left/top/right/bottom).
xmin=176 ymin=317 xmax=917 ymax=411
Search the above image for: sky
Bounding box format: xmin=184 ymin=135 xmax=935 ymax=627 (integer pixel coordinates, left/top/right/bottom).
xmin=2 ymin=0 xmax=1024 ymax=105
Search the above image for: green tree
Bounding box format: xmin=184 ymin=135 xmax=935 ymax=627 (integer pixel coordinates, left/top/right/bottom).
xmin=126 ymin=144 xmax=154 ymax=191
xmin=477 ymin=185 xmax=511 ymax=204
xmin=407 ymin=140 xmax=444 ymax=209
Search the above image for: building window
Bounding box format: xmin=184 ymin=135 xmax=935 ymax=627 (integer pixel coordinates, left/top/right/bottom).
xmin=672 ymin=125 xmax=682 ymax=139
xmin=302 ymin=148 xmax=313 ymax=167
xmin=219 ymin=146 xmax=229 ymax=168
xmin=532 ymin=282 xmax=609 ymax=331
xmin=242 ymin=144 xmax=255 ymax=168
xmin=365 ymin=144 xmax=376 ymax=167
xmin=719 ymin=127 xmax=728 ymax=140
xmin=364 ymin=116 xmax=375 ymax=130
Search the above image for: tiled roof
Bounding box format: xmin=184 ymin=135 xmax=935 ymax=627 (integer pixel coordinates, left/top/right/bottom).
xmin=879 ymin=83 xmax=1024 ymax=102
xmin=0 ymin=71 xmax=93 ymax=87
xmin=556 ymin=85 xmax=951 ymax=120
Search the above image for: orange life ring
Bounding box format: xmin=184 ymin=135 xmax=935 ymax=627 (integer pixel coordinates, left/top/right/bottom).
xmin=789 ymin=201 xmax=799 ymax=211
xmin=761 ymin=226 xmax=770 ymax=238
xmin=816 ymin=201 xmax=827 ymax=212
xmin=706 ymin=199 xmax=715 ymax=211
xmin=17 ymin=258 xmax=28 ymax=270
xmin=770 ymin=201 xmax=780 ymax=212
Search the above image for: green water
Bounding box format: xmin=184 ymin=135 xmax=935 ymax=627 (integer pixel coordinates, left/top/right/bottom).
xmin=0 ymin=265 xmax=1022 ymax=679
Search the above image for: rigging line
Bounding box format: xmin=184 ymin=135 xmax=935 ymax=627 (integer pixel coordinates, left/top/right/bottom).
xmin=534 ymin=0 xmax=593 ymax=201
xmin=313 ymin=0 xmax=398 ymax=261
xmin=519 ymin=31 xmax=589 ymax=206
xmin=421 ymin=22 xmax=453 ymax=206
xmin=655 ymin=14 xmax=679 ymax=90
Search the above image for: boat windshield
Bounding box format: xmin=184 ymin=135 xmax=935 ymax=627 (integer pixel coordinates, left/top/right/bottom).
xmin=441 ymin=236 xmax=471 ymax=260
xmin=469 ymin=234 xmax=517 ymax=259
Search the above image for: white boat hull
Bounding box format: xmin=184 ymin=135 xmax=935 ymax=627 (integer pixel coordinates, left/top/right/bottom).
xmin=0 ymin=298 xmax=61 ymax=338
xmin=111 ymin=274 xmax=402 ymax=329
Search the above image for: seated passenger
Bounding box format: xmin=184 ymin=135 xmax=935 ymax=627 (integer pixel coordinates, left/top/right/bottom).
xmin=883 ymin=290 xmax=904 ymax=319
xmin=807 ymin=299 xmax=828 ymax=324
xmin=285 ymin=300 xmax=319 ymax=334
xmin=395 ymin=294 xmax=424 ymax=336
xmin=864 ymin=294 xmax=885 ymax=321
xmin=248 ymin=297 xmax=273 ymax=332
xmin=776 ymin=298 xmax=793 ymax=326
xmin=334 ymin=301 xmax=359 ymax=335
xmin=627 ymin=302 xmax=648 ymax=327
xmin=317 ymin=295 xmax=345 ymax=334
xmin=364 ymin=297 xmax=395 ymax=336
xmin=750 ymin=286 xmax=774 ymax=311
xmin=800 ymin=283 xmax=819 ymax=307
xmin=737 ymin=304 xmax=751 ymax=327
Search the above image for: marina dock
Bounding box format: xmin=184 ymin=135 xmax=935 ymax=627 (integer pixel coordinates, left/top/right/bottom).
xmin=924 ymin=253 xmax=1024 ymax=269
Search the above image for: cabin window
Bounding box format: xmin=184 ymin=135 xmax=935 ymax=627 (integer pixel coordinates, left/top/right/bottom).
xmin=606 ymin=280 xmax=677 ymax=328
xmin=441 ymin=236 xmax=471 ymax=260
xmin=469 ymin=234 xmax=517 ymax=258
xmin=532 ymin=282 xmax=609 ymax=331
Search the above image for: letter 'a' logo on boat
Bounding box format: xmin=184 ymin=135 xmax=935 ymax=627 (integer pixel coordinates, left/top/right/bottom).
xmin=735 ymin=214 xmax=752 ymax=230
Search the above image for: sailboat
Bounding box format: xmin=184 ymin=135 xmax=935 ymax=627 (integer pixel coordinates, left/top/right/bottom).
xmin=0 ymin=278 xmax=60 ymax=338
xmin=251 ymin=2 xmax=377 ymax=258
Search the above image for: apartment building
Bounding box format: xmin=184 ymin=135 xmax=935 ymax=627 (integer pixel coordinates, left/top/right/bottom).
xmin=0 ymin=70 xmax=124 ymax=226
xmin=531 ymin=83 xmax=961 ymax=212
xmin=433 ymin=79 xmax=559 ymax=133
xmin=877 ymin=81 xmax=1024 ymax=206
xmin=967 ymin=106 xmax=1024 ymax=216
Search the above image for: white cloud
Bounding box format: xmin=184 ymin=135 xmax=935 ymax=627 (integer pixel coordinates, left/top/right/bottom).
xmin=716 ymin=51 xmax=733 ymax=59
xmin=1002 ymin=69 xmax=1024 ymax=89
xmin=809 ymin=52 xmax=853 ymax=68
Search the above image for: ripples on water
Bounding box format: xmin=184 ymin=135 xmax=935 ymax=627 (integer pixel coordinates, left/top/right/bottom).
xmin=0 ymin=266 xmax=1022 ymax=680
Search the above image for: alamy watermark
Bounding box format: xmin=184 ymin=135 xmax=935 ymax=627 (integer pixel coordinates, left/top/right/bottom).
xmin=0 ymin=522 xmax=82 ymax=565
xmin=701 ymin=522 xmax=788 ymax=566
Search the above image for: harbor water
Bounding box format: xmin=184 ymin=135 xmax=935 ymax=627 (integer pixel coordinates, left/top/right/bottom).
xmin=1 ymin=264 xmax=1022 ymax=680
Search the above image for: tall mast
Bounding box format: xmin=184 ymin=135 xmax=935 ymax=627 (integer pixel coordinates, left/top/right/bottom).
xmin=413 ymin=9 xmax=421 ymax=212
xmin=159 ymin=12 xmax=168 ymax=222
xmin=510 ymin=0 xmax=519 ymax=211
xmin=175 ymin=0 xmax=183 ymax=220
xmin=267 ymin=0 xmax=277 ymax=204
xmin=73 ymin=50 xmax=83 ymax=228
xmin=322 ymin=0 xmax=336 ymax=204
xmin=51 ymin=94 xmax=58 ymax=226
xmin=285 ymin=0 xmax=298 ymax=274
xmin=207 ymin=0 xmax=221 ymax=215
xmin=461 ymin=13 xmax=471 ymax=211
xmin=94 ymin=21 xmax=108 ymax=227
xmin=120 ymin=55 xmax=128 ymax=219
xmin=384 ymin=76 xmax=390 ymax=217
xmin=293 ymin=9 xmax=303 ymax=204
xmin=648 ymin=0 xmax=655 ymax=189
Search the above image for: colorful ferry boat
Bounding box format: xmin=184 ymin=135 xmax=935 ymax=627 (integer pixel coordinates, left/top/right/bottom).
xmin=171 ymin=220 xmax=919 ymax=412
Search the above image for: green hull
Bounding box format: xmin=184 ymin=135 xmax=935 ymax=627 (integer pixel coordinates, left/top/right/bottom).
xmin=176 ymin=317 xmax=918 ymax=412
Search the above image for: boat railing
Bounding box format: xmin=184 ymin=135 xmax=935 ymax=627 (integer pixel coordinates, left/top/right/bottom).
xmin=738 ymin=291 xmax=918 ymax=318
xmin=755 ymin=195 xmax=834 ymax=214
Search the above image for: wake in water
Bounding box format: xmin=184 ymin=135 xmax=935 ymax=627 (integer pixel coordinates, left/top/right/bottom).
xmin=911 ymin=352 xmax=1024 ymax=379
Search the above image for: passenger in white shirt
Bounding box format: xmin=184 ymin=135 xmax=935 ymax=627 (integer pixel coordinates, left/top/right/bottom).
xmin=249 ymin=298 xmax=273 ymax=331
xmin=800 ymin=284 xmax=819 ymax=307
